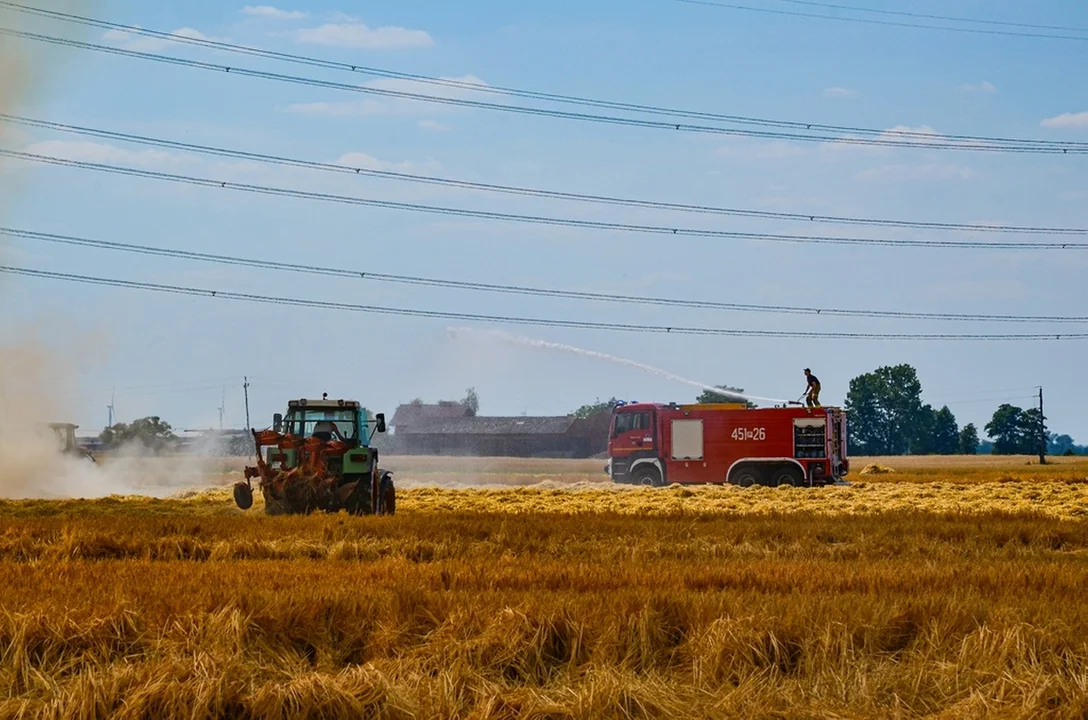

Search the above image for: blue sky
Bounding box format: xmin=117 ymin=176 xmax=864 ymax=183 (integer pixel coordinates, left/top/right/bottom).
xmin=1 ymin=0 xmax=1086 ymax=442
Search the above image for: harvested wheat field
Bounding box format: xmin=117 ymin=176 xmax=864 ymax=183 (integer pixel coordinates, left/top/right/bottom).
xmin=1 ymin=457 xmax=1087 ymax=718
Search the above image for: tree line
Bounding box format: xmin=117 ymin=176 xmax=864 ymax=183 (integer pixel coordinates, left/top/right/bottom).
xmin=99 ymin=416 xmax=177 ymax=452
xmin=844 ymin=364 xmax=1081 ymax=457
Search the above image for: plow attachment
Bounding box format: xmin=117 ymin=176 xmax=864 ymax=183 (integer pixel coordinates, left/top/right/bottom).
xmin=234 ymin=429 xmax=395 ymax=516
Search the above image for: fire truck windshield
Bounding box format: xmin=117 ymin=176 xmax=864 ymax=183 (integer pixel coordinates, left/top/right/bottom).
xmin=613 ymin=411 xmax=650 ymax=436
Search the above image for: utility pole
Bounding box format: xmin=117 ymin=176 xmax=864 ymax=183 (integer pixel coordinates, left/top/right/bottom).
xmin=243 ymin=377 xmax=251 ymax=431
xmin=1038 ymin=386 xmax=1046 ymax=465
xmin=218 ymin=386 xmax=225 ymax=430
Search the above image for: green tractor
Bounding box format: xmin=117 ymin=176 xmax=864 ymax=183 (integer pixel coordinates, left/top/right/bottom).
xmin=234 ymin=395 xmax=395 ymax=516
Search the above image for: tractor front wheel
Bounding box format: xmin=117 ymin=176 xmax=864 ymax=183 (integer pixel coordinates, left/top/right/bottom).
xmin=233 ymin=482 xmax=253 ymax=510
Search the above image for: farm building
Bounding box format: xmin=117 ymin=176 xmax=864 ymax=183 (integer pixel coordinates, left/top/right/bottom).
xmin=390 ymin=403 xmax=612 ymax=458
xmin=390 ymin=401 xmax=475 ymax=434
xmin=176 ymin=429 xmax=253 ymax=456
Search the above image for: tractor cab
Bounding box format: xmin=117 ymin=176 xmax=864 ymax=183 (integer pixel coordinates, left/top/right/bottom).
xmin=273 ymin=397 xmax=386 ymax=448
xmin=49 ymin=423 xmax=79 ymax=452
xmin=46 ymin=423 xmax=96 ymax=463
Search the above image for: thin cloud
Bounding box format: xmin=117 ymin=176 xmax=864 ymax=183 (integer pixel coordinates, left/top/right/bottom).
xmin=333 ymin=151 xmax=440 ymax=173
xmin=819 ymin=124 xmax=947 ymax=156
xmin=881 ymin=124 xmax=943 ymax=139
xmin=960 ymin=81 xmax=997 ymax=94
xmin=293 ymin=17 xmax=433 ymax=49
xmin=1041 ymin=111 xmax=1088 ymax=129
xmin=16 ymin=139 xmax=438 ymax=191
xmin=418 ymin=120 xmax=451 ymax=132
xmin=241 ymin=6 xmax=309 ymax=20
xmin=18 ymin=140 xmax=196 ymax=171
xmin=823 ymin=87 xmax=858 ymax=99
xmin=715 ymin=140 xmax=809 ymax=160
xmin=101 ymin=27 xmax=226 ymax=53
xmin=856 ymin=163 xmax=975 ymax=182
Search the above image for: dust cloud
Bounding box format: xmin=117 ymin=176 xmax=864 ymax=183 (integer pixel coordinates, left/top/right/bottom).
xmin=0 ymin=325 xmax=225 ymax=500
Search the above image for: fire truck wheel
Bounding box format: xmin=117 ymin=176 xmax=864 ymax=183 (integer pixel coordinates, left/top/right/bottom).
xmin=730 ymin=466 xmax=761 ymax=488
xmin=631 ymin=465 xmax=663 ymax=487
xmin=770 ymin=466 xmax=804 ymax=488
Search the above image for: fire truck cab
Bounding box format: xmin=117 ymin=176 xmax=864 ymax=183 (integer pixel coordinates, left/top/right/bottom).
xmin=606 ymin=401 xmax=848 ymax=487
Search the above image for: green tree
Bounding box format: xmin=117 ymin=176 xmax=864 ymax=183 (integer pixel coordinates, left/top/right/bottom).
xmin=1049 ymin=434 xmax=1075 ymax=455
xmin=958 ymin=423 xmax=980 ymax=455
xmin=985 ymin=405 xmax=1046 ymax=455
xmin=844 ymin=364 xmax=926 ymax=455
xmin=461 ymin=387 xmax=480 ymax=417
xmin=99 ymin=416 xmax=177 ymax=453
xmin=570 ymin=397 xmax=619 ymax=419
xmin=910 ymin=404 xmax=938 ymax=455
xmin=1020 ymin=408 xmax=1047 ymax=456
xmin=696 ymin=386 xmax=757 ymax=409
xmin=985 ymin=404 xmax=1024 ymax=454
xmin=931 ymin=406 xmax=960 ymax=455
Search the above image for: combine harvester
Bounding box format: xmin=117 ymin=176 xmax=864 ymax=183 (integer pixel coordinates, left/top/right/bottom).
xmin=607 ymin=401 xmax=849 ymax=487
xmin=233 ymin=395 xmax=395 ymax=515
xmin=47 ymin=423 xmax=96 ymax=463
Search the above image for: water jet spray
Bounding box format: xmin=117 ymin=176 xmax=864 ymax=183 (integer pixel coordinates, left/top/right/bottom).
xmin=447 ymin=327 xmax=790 ymax=406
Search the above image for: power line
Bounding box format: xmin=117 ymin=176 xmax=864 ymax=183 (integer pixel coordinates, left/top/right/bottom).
xmin=773 ymin=0 xmax=1088 ymax=34
xmin=58 ymin=383 xmax=237 ymax=401
xmin=2 ymin=24 xmax=1087 ymax=154
xmin=674 ymin=0 xmax=1088 ymax=42
xmin=4 ymin=2 xmax=1086 ymax=150
xmin=2 ymin=264 xmax=1086 ymax=341
xmin=5 ymin=226 xmax=1088 ymax=325
xmin=928 ymin=394 xmax=1040 ymax=407
xmin=6 ymin=149 xmax=1087 ymax=251
xmin=925 ymin=385 xmax=1044 ymax=402
xmin=5 ymin=114 xmax=1084 ymax=238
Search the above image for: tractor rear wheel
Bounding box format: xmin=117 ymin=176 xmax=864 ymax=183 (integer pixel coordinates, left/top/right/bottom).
xmin=378 ymin=473 xmax=396 ymax=515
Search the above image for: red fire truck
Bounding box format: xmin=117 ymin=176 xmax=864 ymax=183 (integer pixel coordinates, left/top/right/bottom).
xmin=606 ymin=401 xmax=849 ymax=487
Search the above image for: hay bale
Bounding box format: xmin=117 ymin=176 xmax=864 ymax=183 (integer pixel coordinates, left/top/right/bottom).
xmin=859 ymin=463 xmax=897 ymax=476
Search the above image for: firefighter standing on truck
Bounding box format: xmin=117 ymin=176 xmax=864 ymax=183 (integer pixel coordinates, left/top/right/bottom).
xmin=804 ymin=369 xmax=821 ymax=408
